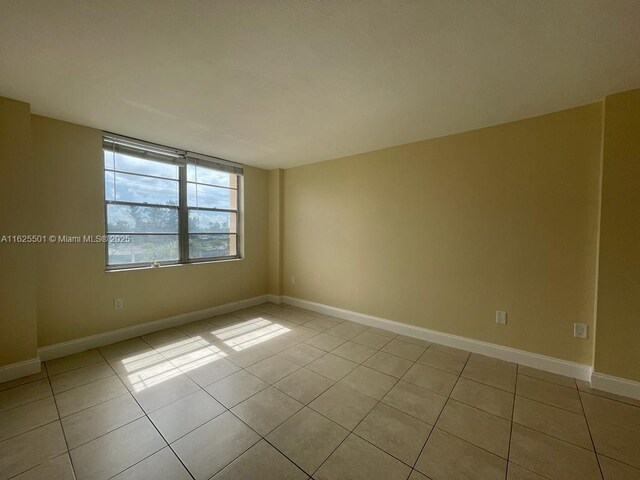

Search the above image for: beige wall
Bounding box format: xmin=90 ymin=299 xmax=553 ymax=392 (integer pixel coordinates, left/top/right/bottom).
xmin=3 ymin=90 xmax=639 ymax=384
xmin=0 ymin=98 xmax=38 ymax=366
xmin=268 ymin=169 xmax=284 ymax=295
xmin=32 ymin=115 xmax=269 ymax=347
xmin=594 ymin=89 xmax=640 ymax=381
xmin=283 ymin=104 xmax=603 ymax=365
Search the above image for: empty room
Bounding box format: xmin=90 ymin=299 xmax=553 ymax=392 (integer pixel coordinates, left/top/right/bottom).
xmin=1 ymin=1 xmax=639 ymax=479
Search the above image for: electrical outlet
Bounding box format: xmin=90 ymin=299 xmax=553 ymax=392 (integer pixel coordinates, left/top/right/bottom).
xmin=573 ymin=323 xmax=587 ymax=339
xmin=496 ymin=311 xmax=507 ymax=325
xmin=114 ymin=298 xmax=124 ymax=310
xmin=290 ymin=276 xmax=296 ymax=285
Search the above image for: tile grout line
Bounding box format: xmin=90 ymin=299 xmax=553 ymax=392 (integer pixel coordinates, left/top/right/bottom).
xmin=409 ymin=347 xmax=472 ymax=478
xmin=209 ymin=352 xmax=334 ymax=478
xmin=44 ymin=369 xmax=77 ymax=480
xmin=181 ymin=309 xmax=640 ymax=478
xmin=1 ymin=368 xmax=67 ymax=480
xmin=577 ymin=383 xmax=640 ymax=409
xmin=261 ymin=305 xmax=524 ymax=477
xmin=6 ymin=305 xmax=639 ymax=480
xmin=237 ymin=332 xmax=498 ymax=478
xmin=219 ymin=332 xmax=487 ymax=478
xmin=444 ymin=360 xmax=599 ymax=466
xmin=0 ymin=374 xmax=48 ymax=394
xmin=309 ymin=341 xmax=432 ymax=478
xmin=50 ymin=367 xmax=119 ymax=396
xmin=189 ymin=321 xmax=348 ymax=477
xmin=56 ymin=377 xmax=129 ymax=418
xmin=0 ymin=359 xmax=131 ymax=446
xmin=61 ymin=351 xmax=138 ymax=479
xmin=595 ymin=453 xmax=640 ymax=472
xmin=95 ymin=347 xmax=198 ymax=480
xmin=504 ymin=363 xmax=519 ymax=480
xmin=53 ymin=353 xmax=232 ymax=453
xmin=576 ymin=381 xmax=606 ymax=480
xmin=509 ymin=396 xmax=603 ymax=452
xmin=127 ymin=321 xmax=327 ymax=479
xmin=258 ymin=334 xmax=425 ymax=477
xmin=222 ymin=405 xmax=301 ymax=477
xmin=307 ymin=373 xmax=402 ymax=477
xmin=0 ymin=387 xmax=53 ymax=416
xmin=510 ymin=386 xmax=601 ymax=416
xmin=0 ymin=328 xmax=390 ymax=448
xmin=0 ymin=418 xmax=61 ymax=447
xmin=112 ymin=343 xmax=260 ymax=478
xmin=46 ymin=354 xmax=105 ymax=377
xmin=260 ymin=436 xmax=322 ymax=479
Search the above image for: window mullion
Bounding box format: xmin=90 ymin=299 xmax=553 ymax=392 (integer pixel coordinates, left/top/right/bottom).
xmin=178 ymin=163 xmax=189 ymax=262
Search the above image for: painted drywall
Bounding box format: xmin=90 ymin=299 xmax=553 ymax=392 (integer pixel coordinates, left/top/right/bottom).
xmin=31 ymin=115 xmax=269 ymax=347
xmin=268 ymin=169 xmax=284 ymax=295
xmin=594 ymin=89 xmax=640 ymax=382
xmin=0 ymin=97 xmax=38 ymax=366
xmin=283 ymin=104 xmax=602 ymax=365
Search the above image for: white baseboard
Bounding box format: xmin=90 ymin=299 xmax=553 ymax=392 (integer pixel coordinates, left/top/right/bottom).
xmin=0 ymin=356 xmax=41 ymax=383
xmin=591 ymin=372 xmax=640 ymax=401
xmin=35 ymin=292 xmax=639 ymax=400
xmin=38 ymin=294 xmax=272 ymax=362
xmin=266 ymin=294 xmax=283 ymax=304
xmin=281 ymin=295 xmax=593 ymax=381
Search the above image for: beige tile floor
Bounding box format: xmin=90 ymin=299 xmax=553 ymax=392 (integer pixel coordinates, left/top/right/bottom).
xmin=1 ymin=303 xmax=639 ymax=480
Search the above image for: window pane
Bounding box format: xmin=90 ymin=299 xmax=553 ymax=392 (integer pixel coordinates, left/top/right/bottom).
xmin=189 ymin=234 xmax=236 ymax=259
xmin=107 ymin=234 xmax=179 ymax=265
xmin=107 ymin=204 xmax=178 ymax=233
xmin=187 ymin=183 xmax=236 ymax=209
xmin=113 ymin=152 xmax=178 ymax=179
xmin=104 ymin=148 xmax=115 ymax=170
xmin=188 ymin=210 xmax=235 ymax=233
xmin=115 ymin=172 xmax=179 ymax=206
xmin=105 ymin=171 xmax=115 ymax=201
xmin=187 ymin=164 xmax=236 ymax=187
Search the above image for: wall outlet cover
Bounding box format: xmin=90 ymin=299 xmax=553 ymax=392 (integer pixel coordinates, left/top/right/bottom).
xmin=496 ymin=311 xmax=507 ymax=325
xmin=573 ymin=323 xmax=588 ymax=339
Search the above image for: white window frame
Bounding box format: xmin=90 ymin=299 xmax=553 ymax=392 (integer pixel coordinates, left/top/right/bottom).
xmin=102 ymin=132 xmax=243 ymax=270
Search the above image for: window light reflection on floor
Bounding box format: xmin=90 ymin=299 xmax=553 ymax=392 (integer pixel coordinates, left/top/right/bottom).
xmin=120 ymin=349 xmax=165 ymax=373
xmin=153 ymin=337 xmax=212 ymax=362
xmin=211 ymin=318 xmax=274 ymax=340
xmin=122 ymin=316 xmax=290 ymax=392
xmin=126 ymin=359 xmax=183 ymax=392
xmin=222 ymin=323 xmax=290 ymax=351
xmin=168 ymin=344 xmax=227 ymax=370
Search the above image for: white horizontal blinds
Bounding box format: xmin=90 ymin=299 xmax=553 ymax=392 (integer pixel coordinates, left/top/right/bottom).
xmin=186 ymin=152 xmax=243 ymax=176
xmin=103 ymin=133 xmax=186 ymax=166
xmin=102 ymin=133 xmax=244 ymax=174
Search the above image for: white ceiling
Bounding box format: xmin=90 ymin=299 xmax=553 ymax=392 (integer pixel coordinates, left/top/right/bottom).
xmin=1 ymin=1 xmax=639 ymax=169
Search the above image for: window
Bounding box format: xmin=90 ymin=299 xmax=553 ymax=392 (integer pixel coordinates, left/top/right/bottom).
xmin=103 ymin=133 xmax=242 ymax=269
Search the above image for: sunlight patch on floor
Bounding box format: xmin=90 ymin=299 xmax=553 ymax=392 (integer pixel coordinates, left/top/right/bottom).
xmin=126 ymin=359 xmax=182 ymax=392
xmin=122 ymin=317 xmax=290 ymax=391
xmin=225 ymin=323 xmax=290 ymax=351
xmin=212 ymin=318 xmax=273 ymax=340
xmin=120 ymin=349 xmax=165 ymax=373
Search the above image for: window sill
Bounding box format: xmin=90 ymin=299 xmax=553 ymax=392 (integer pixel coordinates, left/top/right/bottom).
xmin=105 ymin=257 xmax=243 ymax=273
